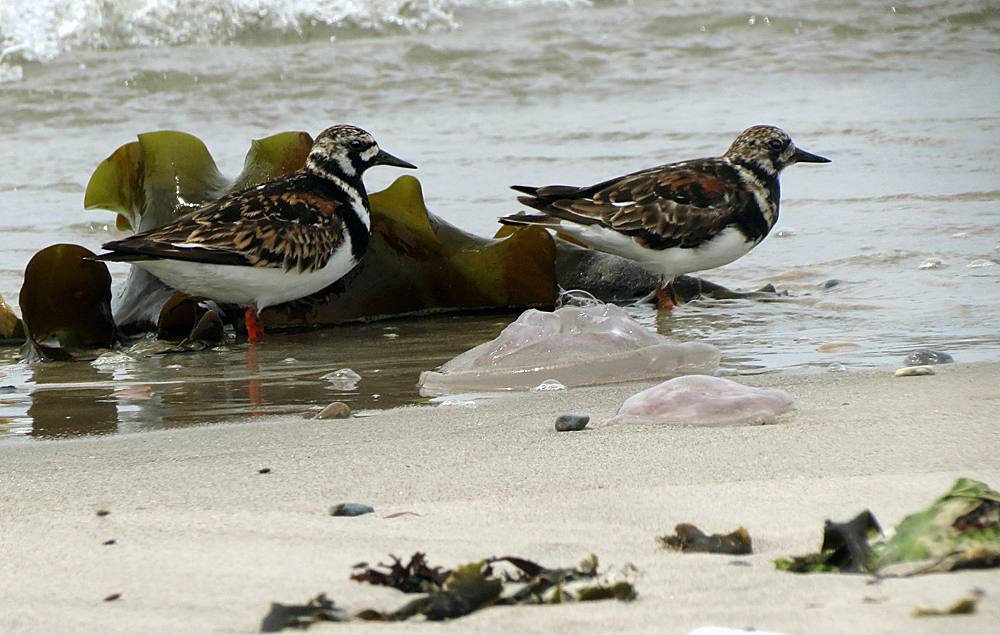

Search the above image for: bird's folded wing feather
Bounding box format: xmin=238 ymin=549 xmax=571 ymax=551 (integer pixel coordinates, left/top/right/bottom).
xmin=97 ymin=189 xmax=346 ymax=273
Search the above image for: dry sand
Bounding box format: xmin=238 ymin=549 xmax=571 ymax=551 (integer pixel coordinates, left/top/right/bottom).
xmin=2 ymin=362 xmax=999 ymax=634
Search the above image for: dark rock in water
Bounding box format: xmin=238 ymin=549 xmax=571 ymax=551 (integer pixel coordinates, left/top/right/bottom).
xmin=315 ymin=402 xmax=352 ymax=419
xmin=186 ymin=309 xmax=225 ymax=344
xmin=904 ymin=349 xmax=954 ymax=366
xmin=819 ymin=279 xmax=843 ymax=290
xmin=555 ymin=240 xmax=657 ymax=303
xmin=555 ymin=413 xmax=590 ymax=432
xmin=670 ymin=275 xmax=786 ymax=303
xmin=330 ymin=503 xmax=374 ymax=517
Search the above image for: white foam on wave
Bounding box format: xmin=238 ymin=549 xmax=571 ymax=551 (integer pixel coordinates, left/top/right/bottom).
xmin=0 ymin=0 xmax=589 ymax=64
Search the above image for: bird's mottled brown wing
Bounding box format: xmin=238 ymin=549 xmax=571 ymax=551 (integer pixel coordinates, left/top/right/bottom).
xmin=98 ymin=176 xmax=347 ymax=273
xmin=508 ymin=159 xmax=751 ymax=251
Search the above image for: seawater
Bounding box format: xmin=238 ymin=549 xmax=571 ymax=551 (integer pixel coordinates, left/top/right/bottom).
xmin=1 ymin=0 xmax=999 ymax=438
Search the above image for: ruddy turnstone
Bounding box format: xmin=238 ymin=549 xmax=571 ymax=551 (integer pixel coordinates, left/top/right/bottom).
xmin=92 ymin=124 xmax=416 ymax=341
xmin=499 ymin=125 xmax=829 ymax=308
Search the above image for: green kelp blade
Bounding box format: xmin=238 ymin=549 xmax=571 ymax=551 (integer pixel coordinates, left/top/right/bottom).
xmin=424 ymin=561 xmax=503 ymax=620
xmin=232 ymin=131 xmax=312 ymax=192
xmin=84 ymin=141 xmax=143 ymax=232
xmin=0 ymin=291 xmax=23 ymax=340
xmin=876 ymin=478 xmax=1000 ymax=567
xmin=263 ymin=176 xmax=557 ymax=328
xmin=19 ymin=244 xmax=115 ymax=354
xmin=84 ymin=132 xmax=229 ymax=234
xmin=134 ymin=131 xmax=230 ymax=232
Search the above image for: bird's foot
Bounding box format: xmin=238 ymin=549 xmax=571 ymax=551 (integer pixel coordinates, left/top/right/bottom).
xmin=245 ymin=307 xmax=266 ymax=343
xmin=655 ymin=281 xmax=678 ymax=311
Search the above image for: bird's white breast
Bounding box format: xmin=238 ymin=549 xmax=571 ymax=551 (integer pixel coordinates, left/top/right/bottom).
xmin=134 ymin=236 xmax=358 ymax=310
xmin=556 ymin=224 xmax=758 ymax=280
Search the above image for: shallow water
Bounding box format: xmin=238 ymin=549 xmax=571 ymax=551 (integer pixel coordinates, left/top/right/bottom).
xmin=1 ymin=0 xmax=999 ymax=438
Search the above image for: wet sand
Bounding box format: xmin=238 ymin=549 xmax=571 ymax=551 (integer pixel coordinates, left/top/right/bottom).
xmin=2 ymin=362 xmax=999 ymax=634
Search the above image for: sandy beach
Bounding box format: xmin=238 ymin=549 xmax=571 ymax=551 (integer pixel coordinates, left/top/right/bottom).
xmin=2 ymin=362 xmax=999 ymax=634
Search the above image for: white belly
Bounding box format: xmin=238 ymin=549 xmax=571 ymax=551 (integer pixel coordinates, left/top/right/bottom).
xmin=134 ymin=240 xmax=358 ymax=310
xmin=558 ymin=224 xmax=758 ymax=279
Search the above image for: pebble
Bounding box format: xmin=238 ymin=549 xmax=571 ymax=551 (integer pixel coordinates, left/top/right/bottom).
xmin=555 ymin=413 xmax=590 ymax=432
xmin=903 ymin=349 xmax=954 ymax=366
xmin=315 ymin=402 xmax=351 ymax=419
xmin=895 ymin=366 xmax=935 ymax=377
xmin=329 ymin=503 xmax=374 ymax=517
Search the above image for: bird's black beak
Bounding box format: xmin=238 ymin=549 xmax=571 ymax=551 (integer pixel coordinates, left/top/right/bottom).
xmin=793 ymin=147 xmax=830 ymax=164
xmin=374 ymin=149 xmax=417 ymax=170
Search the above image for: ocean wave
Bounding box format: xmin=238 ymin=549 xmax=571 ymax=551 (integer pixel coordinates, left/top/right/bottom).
xmin=0 ymin=0 xmax=590 ymax=63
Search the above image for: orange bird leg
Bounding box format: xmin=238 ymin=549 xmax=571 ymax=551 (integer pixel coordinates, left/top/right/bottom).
xmin=655 ymin=279 xmax=678 ymax=311
xmin=245 ymin=307 xmax=266 ymax=343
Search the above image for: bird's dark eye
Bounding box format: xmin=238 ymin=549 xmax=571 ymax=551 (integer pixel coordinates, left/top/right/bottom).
xmin=768 ymin=138 xmax=784 ymax=150
xmin=349 ymin=139 xmax=365 ymax=150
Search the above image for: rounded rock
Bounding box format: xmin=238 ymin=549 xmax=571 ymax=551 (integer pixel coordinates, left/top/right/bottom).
xmin=895 ymin=366 xmax=935 ymax=377
xmin=315 ymin=401 xmax=351 ymax=419
xmin=329 ymin=503 xmax=374 ymax=517
xmin=555 ymin=412 xmax=590 ymax=432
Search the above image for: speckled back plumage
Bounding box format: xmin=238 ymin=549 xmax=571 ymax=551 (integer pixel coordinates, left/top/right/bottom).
xmin=113 ymin=171 xmax=356 ymax=274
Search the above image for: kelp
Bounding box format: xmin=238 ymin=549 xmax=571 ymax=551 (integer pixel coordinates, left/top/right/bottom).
xmin=18 ymin=244 xmax=116 ymax=360
xmin=262 ymin=553 xmax=635 ymax=630
xmin=876 ymin=477 xmax=1000 ymax=577
xmin=83 ymin=130 xmax=556 ymax=336
xmin=155 ymin=294 xmax=226 ymax=347
xmin=912 ymin=590 xmax=982 ymax=617
xmin=658 ymin=523 xmax=753 ymax=555
xmin=775 ymin=479 xmax=1000 ymax=576
xmin=358 ymin=561 xmax=504 ymax=622
xmin=0 ymin=291 xmax=23 ymax=341
xmin=878 ymin=477 xmax=1000 ymax=566
xmin=774 ymin=511 xmax=881 ymax=574
xmin=260 ymin=593 xmax=348 ymax=633
xmin=351 ymin=552 xmax=449 ymax=593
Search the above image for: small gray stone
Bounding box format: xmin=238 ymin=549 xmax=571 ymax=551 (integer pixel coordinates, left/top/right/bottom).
xmin=895 ymin=365 xmax=935 ymax=377
xmin=315 ymin=402 xmax=351 ymax=419
xmin=329 ymin=503 xmax=374 ymax=517
xmin=555 ymin=413 xmax=590 ymax=432
xmin=903 ymin=349 xmax=954 ymax=366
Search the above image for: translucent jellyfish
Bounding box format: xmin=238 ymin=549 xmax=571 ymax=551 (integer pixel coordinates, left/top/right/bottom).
xmin=604 ymin=375 xmax=794 ymax=427
xmin=417 ymin=304 xmax=720 ymax=396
